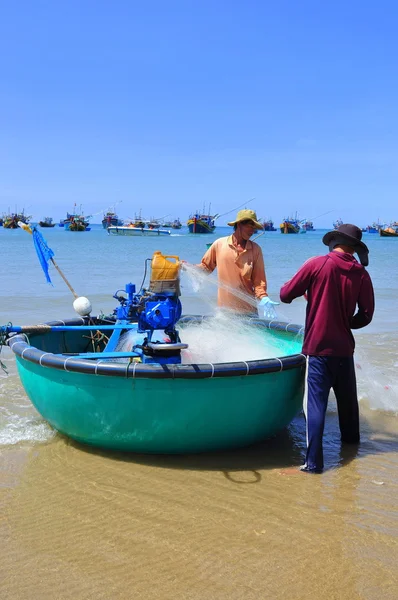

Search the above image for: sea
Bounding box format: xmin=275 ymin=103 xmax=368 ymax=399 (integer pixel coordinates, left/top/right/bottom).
xmin=1 ymin=224 xmax=397 ymax=599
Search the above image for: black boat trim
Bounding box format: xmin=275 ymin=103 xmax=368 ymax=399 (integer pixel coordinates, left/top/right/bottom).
xmin=8 ymin=316 xmax=305 ymax=379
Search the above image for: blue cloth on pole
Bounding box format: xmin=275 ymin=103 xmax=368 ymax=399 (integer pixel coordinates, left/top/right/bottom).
xmin=32 ymin=227 xmax=55 ymax=285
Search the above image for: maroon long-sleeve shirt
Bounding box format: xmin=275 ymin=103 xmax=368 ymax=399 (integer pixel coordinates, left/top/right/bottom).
xmin=280 ymin=251 xmax=375 ymax=356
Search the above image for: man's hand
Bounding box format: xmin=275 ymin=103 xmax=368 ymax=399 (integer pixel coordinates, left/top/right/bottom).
xmin=258 ymin=296 xmax=279 ymax=319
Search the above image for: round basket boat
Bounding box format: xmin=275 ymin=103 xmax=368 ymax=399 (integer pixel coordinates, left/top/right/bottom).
xmin=8 ymin=316 xmax=306 ymax=454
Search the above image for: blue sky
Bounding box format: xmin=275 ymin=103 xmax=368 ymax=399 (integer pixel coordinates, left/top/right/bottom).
xmin=1 ymin=0 xmax=397 ymax=226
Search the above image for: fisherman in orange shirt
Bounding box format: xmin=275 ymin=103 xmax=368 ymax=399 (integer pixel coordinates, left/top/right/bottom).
xmin=199 ymin=209 xmax=279 ymax=316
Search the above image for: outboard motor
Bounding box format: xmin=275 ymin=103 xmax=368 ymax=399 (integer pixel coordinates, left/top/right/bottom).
xmin=111 ymin=252 xmax=187 ymax=364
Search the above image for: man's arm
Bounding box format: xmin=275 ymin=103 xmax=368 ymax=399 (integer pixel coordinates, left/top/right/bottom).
xmin=199 ymin=241 xmax=218 ymax=273
xmin=351 ymin=272 xmax=375 ymax=329
xmin=252 ymin=247 xmax=267 ymax=300
xmin=280 ymin=258 xmax=317 ymax=303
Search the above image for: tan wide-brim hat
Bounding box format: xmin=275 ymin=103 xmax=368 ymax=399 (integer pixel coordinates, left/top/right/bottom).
xmin=227 ymin=209 xmax=263 ymax=230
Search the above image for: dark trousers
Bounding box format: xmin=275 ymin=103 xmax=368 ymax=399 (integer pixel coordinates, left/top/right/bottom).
xmin=303 ymin=355 xmax=360 ymax=471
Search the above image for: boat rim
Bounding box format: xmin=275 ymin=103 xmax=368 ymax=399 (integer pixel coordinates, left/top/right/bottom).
xmin=7 ymin=315 xmax=305 ymax=379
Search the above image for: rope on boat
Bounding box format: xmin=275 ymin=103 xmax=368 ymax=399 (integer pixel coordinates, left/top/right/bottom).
xmin=39 ymin=353 xmax=53 ymax=366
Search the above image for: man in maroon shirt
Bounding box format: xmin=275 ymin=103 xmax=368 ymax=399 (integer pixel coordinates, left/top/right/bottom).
xmin=280 ymin=224 xmax=375 ymax=473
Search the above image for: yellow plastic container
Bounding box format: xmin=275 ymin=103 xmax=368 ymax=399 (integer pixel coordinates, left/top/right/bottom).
xmin=151 ymin=251 xmax=180 ymax=281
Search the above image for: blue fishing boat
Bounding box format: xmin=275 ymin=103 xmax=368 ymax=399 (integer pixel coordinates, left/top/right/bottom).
xmin=365 ymin=221 xmax=382 ymax=233
xmin=102 ymin=210 xmax=123 ymax=229
xmin=187 ymin=209 xmax=218 ymax=234
xmin=64 ymin=215 xmax=90 ymax=231
xmin=3 ymin=250 xmax=306 ymax=454
xmin=280 ymin=214 xmax=301 ymax=234
xmin=60 ymin=204 xmax=90 ymax=231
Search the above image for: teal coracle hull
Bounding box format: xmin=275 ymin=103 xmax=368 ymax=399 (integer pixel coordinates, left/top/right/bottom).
xmin=9 ymin=317 xmax=306 ymax=453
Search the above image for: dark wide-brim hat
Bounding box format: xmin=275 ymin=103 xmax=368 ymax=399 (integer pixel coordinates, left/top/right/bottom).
xmin=323 ymin=223 xmax=369 ymax=266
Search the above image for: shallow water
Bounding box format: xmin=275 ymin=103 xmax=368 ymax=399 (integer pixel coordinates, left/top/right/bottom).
xmin=0 ymin=225 xmax=397 ymax=599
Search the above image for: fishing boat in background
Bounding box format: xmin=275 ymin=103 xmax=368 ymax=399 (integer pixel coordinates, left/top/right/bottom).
xmin=65 ymin=215 xmax=90 ymax=232
xmin=39 ymin=217 xmax=55 ymax=228
xmin=333 ymin=218 xmax=343 ymax=230
xmin=125 ymin=211 xmax=146 ymax=229
xmin=59 ymin=211 xmax=77 ymax=227
xmin=62 ymin=205 xmax=91 ymax=231
xmin=0 ymin=217 xmax=3 ymax=226
xmin=280 ymin=214 xmax=300 ymax=234
xmin=301 ymin=219 xmax=314 ymax=231
xmin=187 ymin=208 xmax=218 ymax=234
xmin=107 ymin=225 xmax=171 ymax=236
xmin=171 ymin=218 xmax=182 ymax=229
xmin=147 ymin=217 xmax=161 ymax=230
xmin=3 ymin=210 xmax=31 ymax=229
xmin=261 ymin=219 xmax=277 ymax=231
xmin=379 ymin=226 xmax=398 ymax=237
xmin=102 ymin=210 xmax=123 ymax=229
xmin=2 ymin=248 xmax=305 ymax=453
xmin=365 ymin=221 xmax=382 ymax=233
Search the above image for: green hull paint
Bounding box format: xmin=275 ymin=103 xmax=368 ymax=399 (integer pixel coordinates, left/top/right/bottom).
xmin=16 ymin=357 xmax=304 ymax=453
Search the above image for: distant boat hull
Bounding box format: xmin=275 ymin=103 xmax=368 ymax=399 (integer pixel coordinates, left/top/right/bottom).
xmin=379 ymin=228 xmax=398 ymax=237
xmin=65 ymin=220 xmax=90 ymax=232
xmin=107 ymin=226 xmax=171 ymax=236
xmin=3 ymin=213 xmax=31 ymax=229
xmin=280 ymin=221 xmax=300 ymax=234
xmin=102 ymin=215 xmax=123 ymax=228
xmin=187 ymin=218 xmax=215 ymax=234
xmin=60 ymin=212 xmax=89 ymax=230
xmin=261 ymin=219 xmax=276 ymax=231
xmin=39 ymin=218 xmax=55 ymax=228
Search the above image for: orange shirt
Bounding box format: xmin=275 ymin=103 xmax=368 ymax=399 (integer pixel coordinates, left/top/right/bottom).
xmin=201 ymin=235 xmax=268 ymax=312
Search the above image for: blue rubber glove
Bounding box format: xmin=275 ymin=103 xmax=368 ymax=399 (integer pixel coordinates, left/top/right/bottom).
xmin=258 ymin=296 xmax=279 ymax=319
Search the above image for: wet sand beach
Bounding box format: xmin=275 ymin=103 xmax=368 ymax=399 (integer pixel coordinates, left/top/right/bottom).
xmin=1 ymin=393 xmax=397 ymax=599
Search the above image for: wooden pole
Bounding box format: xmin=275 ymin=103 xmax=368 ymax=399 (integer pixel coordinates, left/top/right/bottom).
xmin=50 ymin=258 xmax=78 ymax=298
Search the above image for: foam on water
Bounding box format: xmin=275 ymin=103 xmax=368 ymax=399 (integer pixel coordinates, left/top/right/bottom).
xmin=0 ymin=376 xmax=55 ymax=446
xmin=0 ymin=409 xmax=55 ymax=445
xmin=355 ymin=345 xmax=398 ymax=414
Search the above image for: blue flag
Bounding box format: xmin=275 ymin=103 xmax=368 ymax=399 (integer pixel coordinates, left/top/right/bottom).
xmin=32 ymin=226 xmax=55 ymax=285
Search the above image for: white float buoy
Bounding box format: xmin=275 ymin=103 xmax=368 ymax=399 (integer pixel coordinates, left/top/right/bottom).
xmin=73 ymin=296 xmax=92 ymax=316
